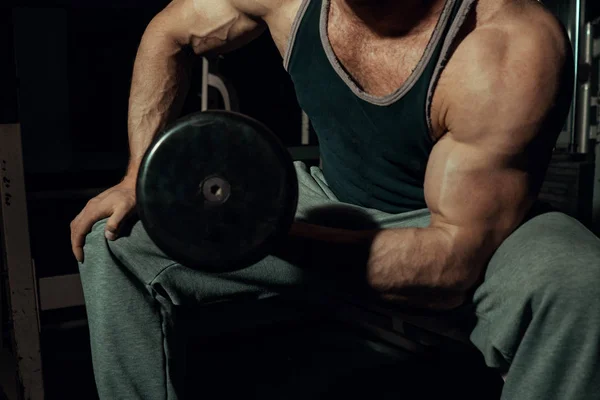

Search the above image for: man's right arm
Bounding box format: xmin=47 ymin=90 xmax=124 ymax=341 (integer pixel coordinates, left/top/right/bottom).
xmin=124 ymin=0 xmax=269 ymax=182
xmin=71 ymin=0 xmax=269 ymax=262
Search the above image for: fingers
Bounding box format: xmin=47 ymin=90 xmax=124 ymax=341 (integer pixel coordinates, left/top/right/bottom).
xmin=104 ymin=204 xmax=133 ymax=241
xmin=70 ymin=204 xmax=111 ymax=263
xmin=70 ymin=211 xmax=84 ymax=263
xmin=69 ymin=185 xmax=136 ymax=263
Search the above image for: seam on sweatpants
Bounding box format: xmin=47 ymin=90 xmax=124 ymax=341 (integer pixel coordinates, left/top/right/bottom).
xmin=474 ymin=312 xmax=516 ymax=364
xmin=309 ymin=166 xmax=339 ymax=201
xmin=148 ymin=262 xmax=182 ymax=287
xmin=149 ymin=283 xmax=170 ymax=400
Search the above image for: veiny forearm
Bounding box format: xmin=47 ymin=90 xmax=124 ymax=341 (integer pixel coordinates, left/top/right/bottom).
xmin=366 ymin=227 xmax=472 ymax=309
xmin=290 ymin=222 xmax=476 ymax=309
xmin=125 ymin=25 xmax=193 ymax=181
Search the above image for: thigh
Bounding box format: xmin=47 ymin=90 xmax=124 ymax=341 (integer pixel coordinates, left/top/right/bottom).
xmin=97 ymin=162 xmax=348 ymax=304
xmin=103 ymin=161 xmax=434 ymax=305
xmin=474 ymin=211 xmax=600 ymax=312
xmin=469 ymin=211 xmax=600 ymax=366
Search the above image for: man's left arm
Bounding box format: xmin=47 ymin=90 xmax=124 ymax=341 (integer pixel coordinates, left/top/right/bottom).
xmin=290 ymin=22 xmax=573 ymax=310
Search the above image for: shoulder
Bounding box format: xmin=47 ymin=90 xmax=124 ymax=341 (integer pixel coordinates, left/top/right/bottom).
xmin=450 ymin=0 xmax=571 ymax=95
xmin=436 ymin=0 xmax=573 ymax=144
xmin=465 ymin=0 xmax=570 ymax=72
xmin=182 ymin=0 xmax=286 ymax=20
xmin=228 ymin=0 xmax=295 ymax=17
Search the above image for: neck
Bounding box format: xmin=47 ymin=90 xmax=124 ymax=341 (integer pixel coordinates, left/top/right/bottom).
xmin=335 ymin=0 xmax=447 ymax=35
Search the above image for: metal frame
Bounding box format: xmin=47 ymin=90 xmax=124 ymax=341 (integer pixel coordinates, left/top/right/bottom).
xmin=575 ymin=20 xmax=595 ymax=154
xmin=591 ymin=18 xmax=600 ymax=234
xmin=200 ymin=57 xmax=238 ymax=113
xmin=38 ymin=274 xmax=84 ymax=312
xmin=0 ymin=124 xmax=44 ymax=400
xmin=572 ymin=0 xmax=585 ymax=152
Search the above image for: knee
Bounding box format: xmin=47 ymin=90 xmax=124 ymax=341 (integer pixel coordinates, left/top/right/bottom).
xmin=543 ymin=265 xmax=600 ymax=318
xmin=492 ymin=212 xmax=600 ymax=271
xmin=489 ymin=211 xmax=600 ymax=316
xmin=80 ymin=219 xmax=163 ymax=299
xmin=526 ymin=250 xmax=600 ymax=330
xmin=81 ymin=218 xmax=112 ymax=268
xmin=79 ymin=219 xmax=148 ymax=283
xmin=84 ymin=219 xmax=179 ymax=288
xmin=79 ymin=219 xmax=125 ymax=305
xmin=104 ymin=220 xmax=166 ymax=266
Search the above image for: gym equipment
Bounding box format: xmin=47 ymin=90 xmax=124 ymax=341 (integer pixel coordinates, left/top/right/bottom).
xmin=136 ymin=111 xmax=298 ymax=272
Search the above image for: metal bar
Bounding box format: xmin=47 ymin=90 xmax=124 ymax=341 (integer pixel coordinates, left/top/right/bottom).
xmin=27 ymin=187 xmax=107 ymax=201
xmin=31 ymin=260 xmax=40 ymax=333
xmin=207 ymin=73 xmax=232 ymax=111
xmin=301 ymin=111 xmax=310 ymax=145
xmin=571 ymin=0 xmax=583 ymax=152
xmin=575 ymin=22 xmax=593 ymax=154
xmin=38 ymin=274 xmax=85 ymax=311
xmin=201 ymin=57 xmax=209 ymax=112
xmin=0 ymin=124 xmax=45 ymax=400
xmin=42 ymin=319 xmax=88 ymax=332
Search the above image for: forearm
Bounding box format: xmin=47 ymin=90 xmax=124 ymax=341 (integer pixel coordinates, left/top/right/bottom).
xmin=290 ymin=222 xmax=475 ymax=309
xmin=125 ymin=23 xmax=193 ymax=181
xmin=366 ymin=227 xmax=472 ymax=308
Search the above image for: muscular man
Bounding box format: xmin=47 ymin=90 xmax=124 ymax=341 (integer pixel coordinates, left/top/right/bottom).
xmin=70 ymin=0 xmax=600 ymax=398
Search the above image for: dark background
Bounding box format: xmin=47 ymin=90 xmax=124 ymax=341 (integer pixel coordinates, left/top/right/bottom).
xmin=1 ymin=1 xmax=600 ymax=177
xmin=0 ymin=2 xmax=308 ymax=284
xmin=0 ymin=5 xmax=313 ymax=398
xmin=1 ymin=0 xmax=599 ymax=181
xmin=0 ymin=1 xmax=303 ymax=183
xmin=0 ymin=0 xmax=597 ymax=286
xmin=1 ymin=1 xmax=599 ymax=399
xmin=0 ymin=3 xmax=307 ymax=280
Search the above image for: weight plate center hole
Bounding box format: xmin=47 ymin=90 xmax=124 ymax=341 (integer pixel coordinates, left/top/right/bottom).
xmin=211 ymin=185 xmax=222 ymax=197
xmin=201 ymin=176 xmax=231 ymax=204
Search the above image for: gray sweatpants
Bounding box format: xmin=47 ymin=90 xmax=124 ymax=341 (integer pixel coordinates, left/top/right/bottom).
xmin=80 ymin=162 xmax=600 ymax=400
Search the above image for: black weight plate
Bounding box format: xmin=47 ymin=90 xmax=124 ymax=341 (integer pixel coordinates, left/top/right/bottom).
xmin=137 ymin=111 xmax=298 ymax=272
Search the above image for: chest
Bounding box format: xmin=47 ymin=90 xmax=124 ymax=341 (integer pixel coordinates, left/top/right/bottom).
xmin=327 ymin=24 xmax=434 ymax=97
xmin=269 ymin=1 xmax=439 ymax=97
xmin=267 ymin=0 xmax=463 ymax=140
